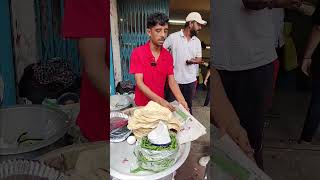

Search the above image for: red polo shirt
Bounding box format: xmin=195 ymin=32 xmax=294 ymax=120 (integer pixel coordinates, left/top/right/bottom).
xmin=63 ymin=0 xmax=109 ymax=141
xmin=129 ymin=41 xmax=174 ymax=106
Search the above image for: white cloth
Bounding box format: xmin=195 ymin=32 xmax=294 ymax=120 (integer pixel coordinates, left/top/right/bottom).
xmin=272 ymin=8 xmax=285 ymax=48
xmin=164 ymin=30 xmax=202 ymax=84
xmin=211 ymin=0 xmax=277 ymax=71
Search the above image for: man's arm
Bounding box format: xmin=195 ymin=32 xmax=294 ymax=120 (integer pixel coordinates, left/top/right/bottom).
xmin=242 ymin=0 xmax=301 ymax=10
xmin=187 ymin=41 xmax=204 ymax=65
xmin=78 ymin=38 xmax=107 ymax=97
xmin=135 ymin=74 xmax=175 ymax=111
xmin=167 ymin=75 xmax=189 ymax=111
xmin=301 ymin=25 xmax=320 ymax=76
xmin=304 ymin=25 xmax=320 ymax=59
xmin=302 ymin=6 xmax=320 ymax=76
xmin=186 ymin=57 xmax=205 ymax=65
xmin=204 ymin=69 xmax=211 ymax=86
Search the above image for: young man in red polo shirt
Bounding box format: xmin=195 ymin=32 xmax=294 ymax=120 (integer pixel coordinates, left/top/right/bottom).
xmin=63 ymin=0 xmax=108 ymax=142
xmin=130 ymin=12 xmax=188 ymax=111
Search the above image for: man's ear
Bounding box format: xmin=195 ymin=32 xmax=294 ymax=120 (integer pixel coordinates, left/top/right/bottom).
xmin=146 ymin=28 xmax=151 ymax=37
xmin=190 ymin=21 xmax=195 ymax=28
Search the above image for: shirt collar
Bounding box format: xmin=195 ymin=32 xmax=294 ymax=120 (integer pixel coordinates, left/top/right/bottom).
xmin=144 ymin=40 xmax=165 ymax=61
xmin=179 ymin=29 xmax=196 ymax=40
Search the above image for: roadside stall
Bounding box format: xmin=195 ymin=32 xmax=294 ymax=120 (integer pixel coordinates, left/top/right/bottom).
xmin=110 ymin=96 xmax=207 ymax=180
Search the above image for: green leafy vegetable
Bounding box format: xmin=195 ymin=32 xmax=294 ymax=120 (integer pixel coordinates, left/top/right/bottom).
xmin=131 ymin=133 xmax=179 ymax=173
xmin=135 ymin=151 xmax=176 ymax=172
xmin=140 ymin=133 xmax=177 ymax=151
xmin=130 ymin=166 xmax=145 ymax=173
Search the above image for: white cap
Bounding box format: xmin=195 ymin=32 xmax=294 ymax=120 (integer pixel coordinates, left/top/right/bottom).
xmin=186 ymin=12 xmax=207 ymax=25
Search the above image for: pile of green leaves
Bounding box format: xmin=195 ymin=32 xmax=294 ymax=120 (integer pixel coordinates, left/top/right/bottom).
xmin=131 ymin=132 xmax=179 ymax=173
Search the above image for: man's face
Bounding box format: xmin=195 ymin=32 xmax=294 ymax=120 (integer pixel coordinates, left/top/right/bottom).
xmin=190 ymin=21 xmax=202 ymax=37
xmin=147 ymin=23 xmax=169 ymax=47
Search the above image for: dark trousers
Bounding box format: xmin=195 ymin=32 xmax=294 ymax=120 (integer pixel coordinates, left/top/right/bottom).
xmin=204 ymin=80 xmax=210 ymax=106
xmin=166 ymin=81 xmax=196 ymax=114
xmin=300 ymin=79 xmax=320 ymax=142
xmin=217 ymin=62 xmax=274 ymax=169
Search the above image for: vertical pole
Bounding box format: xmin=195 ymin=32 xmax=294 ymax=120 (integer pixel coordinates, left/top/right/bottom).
xmin=110 ymin=40 xmax=116 ymax=95
xmin=0 ymin=0 xmax=17 ymax=105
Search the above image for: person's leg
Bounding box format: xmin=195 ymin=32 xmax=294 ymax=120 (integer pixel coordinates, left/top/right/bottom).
xmin=267 ymin=58 xmax=280 ymax=110
xmin=220 ymin=69 xmax=263 ymax=165
xmin=278 ymin=45 xmax=284 ymax=67
xmin=300 ymin=79 xmax=320 ymax=142
xmin=218 ymin=63 xmax=274 ymax=169
xmin=204 ymin=80 xmax=210 ymax=106
xmin=180 ymin=81 xmax=196 ymax=114
xmin=245 ymin=63 xmax=274 ymax=169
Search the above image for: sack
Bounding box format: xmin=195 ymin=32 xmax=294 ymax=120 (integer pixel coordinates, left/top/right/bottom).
xmin=116 ymin=80 xmax=135 ymax=94
xmin=18 ymin=60 xmax=80 ymax=104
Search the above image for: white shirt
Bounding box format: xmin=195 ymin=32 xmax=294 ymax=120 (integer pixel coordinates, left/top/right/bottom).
xmin=163 ymin=30 xmax=202 ymax=84
xmin=211 ymin=0 xmax=277 ymax=71
xmin=272 ymin=8 xmax=285 ymax=48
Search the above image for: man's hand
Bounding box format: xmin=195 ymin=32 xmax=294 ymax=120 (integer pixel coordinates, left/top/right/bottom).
xmin=295 ymin=2 xmax=316 ymax=16
xmin=186 ymin=60 xmax=194 ymax=65
xmin=159 ymin=99 xmax=175 ymax=112
xmin=301 ymin=58 xmax=312 ymax=76
xmin=242 ymin=0 xmax=301 ymax=10
xmin=186 ymin=58 xmax=205 ymax=65
xmin=273 ymin=0 xmax=302 ymax=9
xmin=204 ymin=79 xmax=208 ymax=86
xmin=168 ymin=75 xmax=189 ymax=112
xmin=179 ymin=100 xmax=190 ymax=112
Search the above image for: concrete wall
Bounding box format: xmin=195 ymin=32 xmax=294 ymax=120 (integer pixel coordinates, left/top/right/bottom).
xmin=10 ymin=0 xmax=39 ymax=84
xmin=110 ymin=0 xmax=122 ymax=85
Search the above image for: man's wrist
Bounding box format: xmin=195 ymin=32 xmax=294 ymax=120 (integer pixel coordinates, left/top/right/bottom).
xmin=156 ymin=97 xmax=164 ymax=104
xmin=178 ymin=99 xmax=185 ymax=103
xmin=178 ymin=99 xmax=186 ymax=104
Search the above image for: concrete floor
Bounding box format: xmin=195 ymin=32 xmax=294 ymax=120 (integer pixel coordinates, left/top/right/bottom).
xmin=175 ymin=87 xmax=210 ymax=180
xmin=264 ymin=72 xmax=320 ymax=180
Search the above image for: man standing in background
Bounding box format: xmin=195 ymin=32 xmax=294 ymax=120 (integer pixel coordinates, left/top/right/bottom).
xmin=164 ymin=12 xmax=207 ymax=114
xmin=300 ymin=4 xmax=320 ymax=144
xmin=211 ymin=0 xmax=301 ymax=169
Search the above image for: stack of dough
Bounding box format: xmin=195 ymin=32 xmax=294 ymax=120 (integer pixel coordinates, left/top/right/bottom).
xmin=127 ymin=101 xmax=182 ymax=138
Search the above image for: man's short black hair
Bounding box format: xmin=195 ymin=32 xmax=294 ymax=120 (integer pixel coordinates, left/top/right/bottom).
xmin=184 ymin=21 xmax=190 ymax=28
xmin=147 ymin=12 xmax=169 ymax=29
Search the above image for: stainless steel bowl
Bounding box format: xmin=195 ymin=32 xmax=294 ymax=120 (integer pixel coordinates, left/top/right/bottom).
xmin=0 ymin=105 xmax=71 ymax=155
xmin=110 ymin=95 xmax=132 ymax=111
